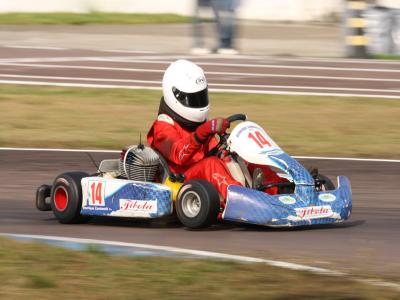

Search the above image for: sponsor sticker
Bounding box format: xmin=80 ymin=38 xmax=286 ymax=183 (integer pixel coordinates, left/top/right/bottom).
xmin=318 ymin=193 xmax=336 ymax=202
xmin=195 ymin=76 xmax=206 ymax=85
xmin=157 ymin=114 xmax=174 ymax=125
xmin=260 ymin=149 xmax=283 ymax=156
xmin=120 ymin=199 xmax=157 ymax=214
xmin=278 ymin=195 xmax=296 ymax=205
xmin=177 ymin=184 xmax=192 ymax=200
xmin=295 ymin=205 xmax=333 ymax=219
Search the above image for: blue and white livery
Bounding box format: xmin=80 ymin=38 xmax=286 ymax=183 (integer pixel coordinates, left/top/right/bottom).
xmin=222 ymin=120 xmax=352 ymax=226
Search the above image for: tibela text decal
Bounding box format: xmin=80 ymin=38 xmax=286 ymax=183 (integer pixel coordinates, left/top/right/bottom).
xmin=119 ymin=199 xmax=157 ymax=214
xmin=295 ymin=205 xmax=333 ymax=219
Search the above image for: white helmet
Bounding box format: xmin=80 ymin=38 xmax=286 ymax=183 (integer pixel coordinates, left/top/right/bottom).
xmin=162 ymin=59 xmax=209 ymax=123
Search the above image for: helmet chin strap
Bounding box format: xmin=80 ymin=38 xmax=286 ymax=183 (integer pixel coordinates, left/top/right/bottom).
xmin=158 ymin=97 xmax=205 ymax=130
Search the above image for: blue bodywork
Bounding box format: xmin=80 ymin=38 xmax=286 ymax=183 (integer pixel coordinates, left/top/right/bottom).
xmin=223 ymin=153 xmax=352 ymax=227
xmin=80 ymin=180 xmax=173 ymax=218
xmin=78 ymin=150 xmax=352 ymax=227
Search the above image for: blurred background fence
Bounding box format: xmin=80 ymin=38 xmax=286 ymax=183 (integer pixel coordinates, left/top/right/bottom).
xmin=365 ymin=5 xmax=400 ymax=55
xmin=0 ymin=0 xmax=399 ymax=57
xmin=0 ymin=0 xmax=343 ymax=22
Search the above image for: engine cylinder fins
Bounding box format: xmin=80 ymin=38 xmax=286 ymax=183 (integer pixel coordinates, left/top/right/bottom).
xmin=119 ymin=145 xmax=160 ymax=182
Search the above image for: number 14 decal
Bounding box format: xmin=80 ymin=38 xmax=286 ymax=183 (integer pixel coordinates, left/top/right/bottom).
xmin=90 ymin=181 xmax=105 ymax=206
xmin=248 ymin=131 xmax=271 ymax=148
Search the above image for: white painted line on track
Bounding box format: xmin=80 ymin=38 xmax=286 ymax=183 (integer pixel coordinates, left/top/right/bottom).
xmin=101 ymin=50 xmax=157 ymax=54
xmin=0 ymin=55 xmax=193 ymax=64
xmin=0 ymin=147 xmax=119 ymax=153
xmin=93 ymin=54 xmax=400 ymax=66
xmin=1 ymin=147 xmax=398 ymax=163
xmin=211 ymin=83 xmax=399 ymax=93
xmin=1 ymin=46 xmax=400 ymax=65
xmin=177 ymin=71 xmax=400 ymax=83
xmin=132 ymin=53 xmax=400 ymax=65
xmin=224 ymin=56 xmax=400 ymax=65
xmin=91 ymin=58 xmax=400 ymax=73
xmin=0 ymin=56 xmax=148 ymax=63
xmin=0 ymin=80 xmax=162 ymax=91
xmin=292 ymin=156 xmax=400 ymax=163
xmin=0 ymin=233 xmax=345 ymax=275
xmin=210 ymin=87 xmax=400 ymax=99
xmin=4 ymin=55 xmax=400 ymax=77
xmin=242 ymin=56 xmax=400 ymax=66
xmin=1 ymin=62 xmax=399 ymax=83
xmin=0 ymin=74 xmax=160 ymax=84
xmin=0 ymin=62 xmax=162 ymax=73
xmin=0 ymin=55 xmax=203 ymax=63
xmin=1 ymin=74 xmax=398 ymax=94
xmin=3 ymin=45 xmax=67 ymax=50
xmin=2 ymin=233 xmax=399 ymax=292
xmin=1 ymin=79 xmax=400 ymax=99
xmin=148 ymin=54 xmax=400 ymax=66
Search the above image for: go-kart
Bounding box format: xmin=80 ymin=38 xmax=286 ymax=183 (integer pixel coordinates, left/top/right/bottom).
xmin=36 ymin=114 xmax=352 ymax=229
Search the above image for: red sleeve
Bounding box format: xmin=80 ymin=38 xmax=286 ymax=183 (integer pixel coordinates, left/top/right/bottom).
xmin=147 ymin=119 xmax=203 ymax=166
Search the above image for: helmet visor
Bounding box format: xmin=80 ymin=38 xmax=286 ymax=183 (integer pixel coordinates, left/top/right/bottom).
xmin=172 ymin=86 xmax=209 ymax=108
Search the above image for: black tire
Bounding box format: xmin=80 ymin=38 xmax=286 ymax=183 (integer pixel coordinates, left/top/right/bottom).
xmin=36 ymin=184 xmax=52 ymax=211
xmin=317 ymin=174 xmax=335 ymax=191
xmin=176 ymin=179 xmax=220 ymax=229
xmin=50 ymin=172 xmax=89 ymax=224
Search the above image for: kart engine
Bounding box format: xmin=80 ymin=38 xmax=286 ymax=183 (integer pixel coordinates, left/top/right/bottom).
xmin=119 ymin=144 xmax=160 ymax=182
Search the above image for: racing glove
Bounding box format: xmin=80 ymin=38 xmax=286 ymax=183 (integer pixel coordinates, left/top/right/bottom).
xmin=194 ymin=117 xmax=230 ymax=144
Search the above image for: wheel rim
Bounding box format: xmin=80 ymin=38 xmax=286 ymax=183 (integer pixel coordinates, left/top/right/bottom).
xmin=181 ymin=191 xmax=201 ymax=218
xmin=54 ymin=186 xmax=68 ymax=212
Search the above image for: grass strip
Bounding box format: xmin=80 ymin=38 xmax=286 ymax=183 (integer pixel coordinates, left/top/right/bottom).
xmin=0 ymin=237 xmax=398 ymax=299
xmin=0 ymin=13 xmax=190 ymax=25
xmin=370 ymin=54 xmax=400 ymax=60
xmin=0 ymin=84 xmax=399 ymax=157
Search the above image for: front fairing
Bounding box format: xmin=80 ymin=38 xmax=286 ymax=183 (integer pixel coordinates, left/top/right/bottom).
xmin=225 ymin=121 xmax=352 ymax=227
xmin=227 ymin=121 xmax=313 ymax=185
xmin=222 ymin=176 xmax=352 ymax=227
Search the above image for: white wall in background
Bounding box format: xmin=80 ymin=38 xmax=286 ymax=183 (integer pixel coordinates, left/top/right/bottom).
xmin=238 ymin=0 xmax=341 ymax=21
xmin=0 ymin=0 xmax=344 ymax=21
xmin=0 ymin=0 xmax=193 ymax=14
xmin=89 ymin=0 xmax=193 ymax=15
xmin=0 ymin=0 xmax=90 ymax=13
xmin=376 ymin=0 xmax=400 ymax=8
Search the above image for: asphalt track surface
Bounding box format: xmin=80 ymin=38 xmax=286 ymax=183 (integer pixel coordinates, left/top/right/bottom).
xmin=0 ymin=150 xmax=399 ymax=282
xmin=0 ymin=47 xmax=399 ymax=283
xmin=0 ymin=46 xmax=400 ymax=98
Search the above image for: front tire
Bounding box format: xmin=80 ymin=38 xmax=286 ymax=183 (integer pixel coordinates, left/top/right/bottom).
xmin=176 ymin=180 xmax=220 ymax=229
xmin=50 ymin=172 xmax=89 ymax=224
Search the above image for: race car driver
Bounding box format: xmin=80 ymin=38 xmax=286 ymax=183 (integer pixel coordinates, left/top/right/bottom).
xmin=147 ymin=59 xmax=282 ymax=200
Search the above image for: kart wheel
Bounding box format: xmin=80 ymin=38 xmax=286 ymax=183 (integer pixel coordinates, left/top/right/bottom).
xmin=317 ymin=174 xmax=335 ymax=191
xmin=36 ymin=184 xmax=51 ymax=211
xmin=176 ymin=180 xmax=220 ymax=229
xmin=50 ymin=172 xmax=89 ymax=224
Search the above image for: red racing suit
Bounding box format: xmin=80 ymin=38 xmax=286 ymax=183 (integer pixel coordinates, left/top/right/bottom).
xmin=147 ymin=114 xmax=285 ymax=199
xmin=147 ymin=114 xmax=241 ymax=199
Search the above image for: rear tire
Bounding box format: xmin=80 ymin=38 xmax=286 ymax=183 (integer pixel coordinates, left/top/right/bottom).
xmin=176 ymin=180 xmax=220 ymax=229
xmin=36 ymin=184 xmax=51 ymax=211
xmin=50 ymin=172 xmax=89 ymax=224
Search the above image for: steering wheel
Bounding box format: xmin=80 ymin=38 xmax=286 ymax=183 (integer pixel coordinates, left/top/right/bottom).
xmin=206 ymin=114 xmax=247 ymax=157
xmin=226 ymin=114 xmax=247 ymax=123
